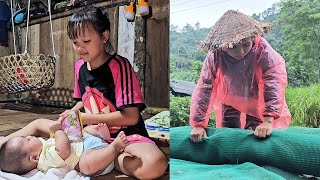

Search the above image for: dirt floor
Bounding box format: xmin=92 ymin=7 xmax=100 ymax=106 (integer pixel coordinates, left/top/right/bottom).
xmin=0 ymin=103 xmax=169 ymax=180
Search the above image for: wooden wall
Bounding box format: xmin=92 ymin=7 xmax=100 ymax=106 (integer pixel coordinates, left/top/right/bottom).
xmin=28 ymin=17 xmax=78 ymax=106
xmin=0 ymin=0 xmax=169 ymax=108
xmin=145 ymin=0 xmax=169 ymax=108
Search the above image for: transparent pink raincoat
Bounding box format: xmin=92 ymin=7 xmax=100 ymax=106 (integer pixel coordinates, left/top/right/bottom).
xmin=190 ymin=36 xmax=291 ymax=128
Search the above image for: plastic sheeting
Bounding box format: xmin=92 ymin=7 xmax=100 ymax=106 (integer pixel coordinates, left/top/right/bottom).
xmin=190 ymin=36 xmax=291 ymax=128
xmin=170 ymin=159 xmax=302 ymax=180
xmin=170 ymin=126 xmax=320 ymax=177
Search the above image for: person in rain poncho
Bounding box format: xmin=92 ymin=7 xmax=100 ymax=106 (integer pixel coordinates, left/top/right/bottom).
xmin=189 ymin=10 xmax=291 ymax=142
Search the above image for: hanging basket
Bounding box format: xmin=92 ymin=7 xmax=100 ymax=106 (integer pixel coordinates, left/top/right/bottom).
xmin=0 ymin=53 xmax=56 ymax=93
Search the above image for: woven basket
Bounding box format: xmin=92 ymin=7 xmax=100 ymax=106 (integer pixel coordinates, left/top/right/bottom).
xmin=0 ymin=53 xmax=56 ymax=93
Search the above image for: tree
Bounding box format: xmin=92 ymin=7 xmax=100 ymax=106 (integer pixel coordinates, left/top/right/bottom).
xmin=276 ymin=0 xmax=320 ymax=86
xmin=251 ymin=4 xmax=283 ymax=54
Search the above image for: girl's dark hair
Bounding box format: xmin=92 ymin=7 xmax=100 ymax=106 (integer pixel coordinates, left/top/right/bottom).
xmin=67 ymin=5 xmax=110 ymax=39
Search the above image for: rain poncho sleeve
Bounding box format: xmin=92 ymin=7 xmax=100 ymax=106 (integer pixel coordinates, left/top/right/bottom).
xmin=189 ymin=52 xmax=217 ymax=128
xmin=257 ymin=39 xmax=286 ymax=119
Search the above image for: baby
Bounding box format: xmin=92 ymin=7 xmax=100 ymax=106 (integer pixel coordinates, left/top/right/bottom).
xmin=0 ymin=120 xmax=128 ymax=176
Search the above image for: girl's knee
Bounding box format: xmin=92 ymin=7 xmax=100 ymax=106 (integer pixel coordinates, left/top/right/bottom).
xmin=153 ymin=154 xmax=168 ymax=172
xmin=122 ymin=144 xmax=168 ymax=179
xmin=140 ymin=152 xmax=168 ymax=179
xmin=145 ymin=152 xmax=167 ymax=167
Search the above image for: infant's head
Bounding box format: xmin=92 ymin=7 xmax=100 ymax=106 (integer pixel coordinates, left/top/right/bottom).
xmin=0 ymin=136 xmax=42 ymax=175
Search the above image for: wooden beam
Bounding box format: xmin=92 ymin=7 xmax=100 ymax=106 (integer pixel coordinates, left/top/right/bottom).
xmin=134 ymin=16 xmax=146 ymax=95
xmin=19 ymin=0 xmax=129 ymax=27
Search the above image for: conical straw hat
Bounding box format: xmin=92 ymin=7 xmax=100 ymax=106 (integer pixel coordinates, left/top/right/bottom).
xmin=200 ymin=10 xmax=272 ymax=51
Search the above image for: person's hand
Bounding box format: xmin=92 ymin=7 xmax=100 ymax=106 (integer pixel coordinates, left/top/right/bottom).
xmin=254 ymin=116 xmax=274 ymax=138
xmin=49 ymin=121 xmax=62 ymax=134
xmin=58 ymin=110 xmax=76 ymax=122
xmin=190 ymin=126 xmax=207 ymax=143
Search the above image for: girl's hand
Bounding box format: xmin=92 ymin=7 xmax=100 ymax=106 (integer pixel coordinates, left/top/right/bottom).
xmin=49 ymin=121 xmax=62 ymax=134
xmin=58 ymin=110 xmax=76 ymax=122
xmin=254 ymin=116 xmax=274 ymax=138
xmin=190 ymin=127 xmax=207 ymax=143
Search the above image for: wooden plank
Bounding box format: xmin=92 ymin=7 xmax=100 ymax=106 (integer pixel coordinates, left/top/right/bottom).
xmin=103 ymin=7 xmax=119 ymax=54
xmin=145 ymin=0 xmax=169 ymax=108
xmin=52 ymin=17 xmax=71 ymax=89
xmin=29 ymin=24 xmax=40 ymax=54
xmin=134 ymin=16 xmax=146 ymax=94
xmin=16 ymin=27 xmax=23 ymax=53
xmin=62 ymin=17 xmax=78 ymax=90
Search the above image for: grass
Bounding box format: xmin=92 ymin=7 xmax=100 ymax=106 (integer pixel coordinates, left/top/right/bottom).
xmin=286 ymin=84 xmax=320 ymax=127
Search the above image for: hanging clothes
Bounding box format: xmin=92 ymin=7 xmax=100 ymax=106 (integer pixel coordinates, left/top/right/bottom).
xmin=0 ymin=1 xmax=11 ymax=46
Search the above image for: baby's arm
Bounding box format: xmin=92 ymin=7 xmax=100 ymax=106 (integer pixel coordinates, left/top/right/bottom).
xmin=0 ymin=118 xmax=54 ymax=147
xmin=49 ymin=121 xmax=71 ymax=160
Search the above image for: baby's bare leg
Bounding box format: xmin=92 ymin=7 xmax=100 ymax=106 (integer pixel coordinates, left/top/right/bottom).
xmin=111 ymin=131 xmax=128 ymax=151
xmin=78 ymin=131 xmax=128 ymax=176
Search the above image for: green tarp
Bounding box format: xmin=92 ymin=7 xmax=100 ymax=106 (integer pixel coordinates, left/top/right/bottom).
xmin=170 ymin=126 xmax=320 ymax=178
xmin=170 ymin=159 xmax=302 ymax=180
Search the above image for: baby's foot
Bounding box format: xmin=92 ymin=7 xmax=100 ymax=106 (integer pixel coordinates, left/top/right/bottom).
xmin=111 ymin=131 xmax=129 ymax=153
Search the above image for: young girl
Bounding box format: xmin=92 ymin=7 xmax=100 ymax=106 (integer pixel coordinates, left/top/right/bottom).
xmin=189 ymin=10 xmax=292 ymax=142
xmin=59 ymin=5 xmax=167 ymax=179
